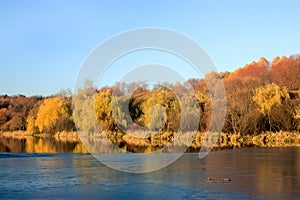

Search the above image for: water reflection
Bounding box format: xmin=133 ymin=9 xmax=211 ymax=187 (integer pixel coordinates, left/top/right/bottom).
xmin=0 ymin=136 xmax=88 ymax=153
xmin=0 ymin=135 xmax=188 ymax=153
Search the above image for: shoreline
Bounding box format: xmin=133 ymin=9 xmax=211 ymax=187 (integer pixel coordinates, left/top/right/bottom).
xmin=1 ymin=131 xmax=299 ymax=150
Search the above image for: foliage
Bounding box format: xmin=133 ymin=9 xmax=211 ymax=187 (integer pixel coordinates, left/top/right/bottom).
xmin=223 ymin=77 xmax=260 ymax=134
xmin=253 ymin=83 xmax=290 ymax=132
xmin=73 ymin=88 xmax=99 ymax=133
xmin=253 ymin=83 xmax=289 ymax=116
xmin=137 ymin=88 xmax=180 ymax=131
xmin=228 ymin=57 xmax=270 ymax=84
xmin=294 ymin=104 xmax=300 ymax=120
xmin=34 ymin=96 xmax=73 ymax=134
xmin=94 ymin=89 xmax=117 ymax=131
xmin=0 ymin=95 xmax=41 ymax=131
xmin=271 ymin=55 xmax=300 ymax=90
xmin=1 ymin=54 xmax=300 ymax=135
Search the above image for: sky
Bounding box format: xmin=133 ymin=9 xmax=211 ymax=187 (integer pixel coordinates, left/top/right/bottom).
xmin=0 ymin=0 xmax=300 ymax=96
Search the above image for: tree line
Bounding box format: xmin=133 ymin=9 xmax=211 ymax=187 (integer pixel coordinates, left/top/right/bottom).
xmin=1 ymin=54 xmax=300 ymax=135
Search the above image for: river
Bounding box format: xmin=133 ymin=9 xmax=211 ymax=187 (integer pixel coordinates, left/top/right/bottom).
xmin=0 ymin=146 xmax=299 ymax=199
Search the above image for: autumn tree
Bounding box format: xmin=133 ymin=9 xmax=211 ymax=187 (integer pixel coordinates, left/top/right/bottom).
xmin=253 ymin=83 xmax=290 ymax=132
xmin=134 ymin=87 xmax=181 ymax=132
xmin=223 ymin=77 xmax=261 ymax=134
xmin=180 ymin=94 xmax=200 ymax=132
xmin=148 ymin=104 xmax=167 ymax=131
xmin=270 ymin=55 xmax=300 ymax=90
xmin=228 ymin=57 xmax=270 ymax=85
xmin=295 ymin=104 xmax=300 ymax=120
xmin=26 ymin=100 xmax=43 ymax=133
xmin=73 ymin=88 xmax=99 ymax=133
xmin=111 ymin=95 xmax=132 ymax=131
xmin=294 ymin=103 xmax=300 ymax=131
xmin=0 ymin=95 xmax=41 ymax=131
xmin=201 ymin=72 xmax=227 ymax=132
xmin=34 ymin=96 xmax=73 ymax=133
xmin=94 ymin=89 xmax=116 ymax=131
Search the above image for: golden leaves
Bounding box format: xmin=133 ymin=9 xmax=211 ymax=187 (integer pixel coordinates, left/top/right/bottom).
xmin=35 ymin=97 xmax=69 ymax=133
xmin=253 ymin=83 xmax=289 ymax=115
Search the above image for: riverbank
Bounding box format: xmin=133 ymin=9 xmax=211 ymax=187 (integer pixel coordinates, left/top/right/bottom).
xmin=0 ymin=131 xmax=80 ymax=142
xmin=1 ymin=131 xmax=299 ymax=153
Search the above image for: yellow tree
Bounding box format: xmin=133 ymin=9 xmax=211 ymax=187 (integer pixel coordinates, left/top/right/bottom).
xmin=138 ymin=89 xmax=180 ymax=131
xmin=253 ymin=83 xmax=289 ymax=131
xmin=294 ymin=104 xmax=300 ymax=131
xmin=295 ymin=105 xmax=300 ymax=119
xmin=138 ymin=90 xmax=167 ymax=129
xmin=35 ymin=97 xmax=70 ymax=133
xmin=94 ymin=90 xmax=115 ymax=130
xmin=73 ymin=88 xmax=99 ymax=133
xmin=26 ymin=115 xmax=37 ymax=133
xmin=148 ymin=104 xmax=167 ymax=131
xmin=26 ymin=100 xmax=43 ymax=133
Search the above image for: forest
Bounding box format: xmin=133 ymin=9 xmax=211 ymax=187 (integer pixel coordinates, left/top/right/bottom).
xmin=1 ymin=54 xmax=300 ymax=141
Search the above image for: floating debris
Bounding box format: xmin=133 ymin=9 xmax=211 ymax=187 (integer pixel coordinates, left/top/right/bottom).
xmin=207 ymin=177 xmax=231 ymax=183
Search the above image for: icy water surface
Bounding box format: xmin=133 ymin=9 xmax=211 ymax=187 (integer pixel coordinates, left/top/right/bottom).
xmin=0 ymin=147 xmax=299 ymax=199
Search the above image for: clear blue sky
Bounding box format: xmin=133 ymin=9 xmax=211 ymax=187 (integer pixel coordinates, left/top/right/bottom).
xmin=1 ymin=0 xmax=299 ymax=96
